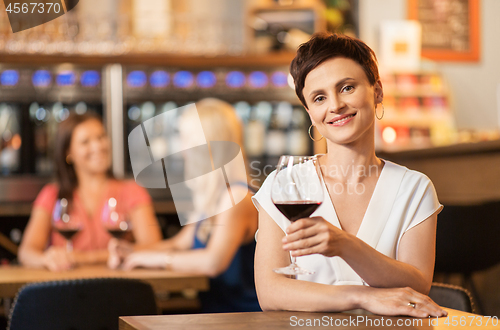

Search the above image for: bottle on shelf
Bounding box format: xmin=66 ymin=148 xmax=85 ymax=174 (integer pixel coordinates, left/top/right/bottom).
xmin=265 ymin=101 xmax=291 ymax=157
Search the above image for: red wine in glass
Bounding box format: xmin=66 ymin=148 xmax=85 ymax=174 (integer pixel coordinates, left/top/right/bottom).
xmin=107 ymin=221 xmax=131 ymax=239
xmin=52 ymin=198 xmax=82 ymax=252
xmin=103 ymin=198 xmax=131 ymax=240
xmin=56 ymin=228 xmax=80 ymax=241
xmin=107 ymin=229 xmax=126 ymax=239
xmin=271 ymin=155 xmax=324 ymax=276
xmin=274 ymin=201 xmax=322 ymax=222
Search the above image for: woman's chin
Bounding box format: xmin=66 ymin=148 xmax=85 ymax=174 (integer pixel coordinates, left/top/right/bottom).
xmin=324 ymin=126 xmax=374 ymax=146
xmin=82 ymin=162 xmax=111 ymax=175
xmin=324 ymin=133 xmax=359 ymax=145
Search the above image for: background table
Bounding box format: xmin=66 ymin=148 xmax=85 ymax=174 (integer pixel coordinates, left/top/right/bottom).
xmin=0 ymin=265 xmax=209 ymax=314
xmin=120 ymin=308 xmax=498 ymax=330
xmin=0 ymin=265 xmax=208 ymax=297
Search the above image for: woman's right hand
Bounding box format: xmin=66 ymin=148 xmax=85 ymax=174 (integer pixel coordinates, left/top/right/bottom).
xmin=283 ymin=216 xmax=350 ymax=258
xmin=41 ymin=246 xmax=74 ymax=272
xmin=107 ymin=238 xmax=134 ymax=269
xmin=358 ymin=286 xmax=448 ymax=318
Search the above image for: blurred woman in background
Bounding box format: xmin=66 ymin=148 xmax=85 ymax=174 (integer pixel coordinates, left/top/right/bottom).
xmin=19 ymin=112 xmax=162 ymax=271
xmin=109 ymin=98 xmax=260 ymax=313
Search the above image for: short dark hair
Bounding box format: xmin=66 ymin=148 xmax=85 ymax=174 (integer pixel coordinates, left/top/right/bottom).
xmin=290 ymin=32 xmax=380 ymax=108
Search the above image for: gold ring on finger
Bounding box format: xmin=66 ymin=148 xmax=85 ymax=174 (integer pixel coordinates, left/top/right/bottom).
xmin=408 ymin=302 xmax=416 ymax=309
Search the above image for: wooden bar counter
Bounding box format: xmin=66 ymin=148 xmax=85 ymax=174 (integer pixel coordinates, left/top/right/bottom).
xmin=378 ymin=139 xmax=500 ymax=205
xmin=120 ymin=308 xmax=498 ymax=330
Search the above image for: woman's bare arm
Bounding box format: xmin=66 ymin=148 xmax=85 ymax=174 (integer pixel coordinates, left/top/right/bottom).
xmin=18 ymin=207 xmax=54 ymax=268
xmin=108 ymin=212 xmax=197 ymax=269
xmin=149 ymin=224 xmax=197 ymax=251
xmin=19 ymin=207 xmax=108 ymax=269
xmin=128 ymin=203 xmax=163 ymax=247
xmin=20 ymin=203 xmax=164 ymax=270
xmin=123 ymin=190 xmax=258 ymax=277
xmin=339 ymin=214 xmax=437 ymax=293
xmin=255 ymin=206 xmax=358 ymax=312
xmin=283 ymin=213 xmax=438 ymax=294
xmin=255 ymin=207 xmax=446 ymax=317
xmin=18 ymin=207 xmax=73 ymax=271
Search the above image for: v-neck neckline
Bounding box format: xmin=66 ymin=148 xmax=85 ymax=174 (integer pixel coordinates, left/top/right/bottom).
xmin=318 ymin=156 xmax=387 ymax=239
xmin=74 ymin=180 xmax=113 ymax=222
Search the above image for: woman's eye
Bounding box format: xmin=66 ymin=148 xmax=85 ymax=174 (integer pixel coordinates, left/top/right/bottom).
xmin=341 ymin=85 xmax=354 ymax=93
xmin=314 ymin=96 xmax=326 ymax=103
xmin=81 ymin=139 xmax=89 ymax=145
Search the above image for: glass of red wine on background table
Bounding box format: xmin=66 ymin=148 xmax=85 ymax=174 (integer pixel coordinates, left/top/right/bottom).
xmin=271 ymin=155 xmax=324 ymax=275
xmin=52 ymin=198 xmax=82 ymax=252
xmin=102 ymin=198 xmax=131 ymax=240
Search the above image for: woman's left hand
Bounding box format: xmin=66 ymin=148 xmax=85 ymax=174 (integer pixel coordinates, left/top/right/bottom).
xmin=282 ymin=217 xmax=350 ymax=258
xmin=107 ymin=238 xmax=134 ymax=269
xmin=122 ymin=251 xmax=170 ymax=271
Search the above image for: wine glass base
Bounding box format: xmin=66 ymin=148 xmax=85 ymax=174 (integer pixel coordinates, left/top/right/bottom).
xmin=273 ymin=264 xmax=315 ymax=275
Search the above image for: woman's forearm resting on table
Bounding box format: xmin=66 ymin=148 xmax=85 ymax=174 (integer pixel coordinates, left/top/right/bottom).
xmin=281 ymin=232 xmax=431 ymax=295
xmin=19 ymin=246 xmax=109 ymax=268
xmin=148 ymin=236 xmax=190 ymax=251
xmin=148 ymin=224 xmax=196 ymax=252
xmin=124 ymin=248 xmax=232 ymax=277
xmin=283 ymin=214 xmax=437 ymax=295
xmin=168 ymin=249 xmax=233 ymax=277
xmin=336 ymin=237 xmax=431 ymax=294
xmin=342 ymin=215 xmax=437 ymax=294
xmin=256 ymin=268 xmax=445 ymax=317
xmin=255 ymin=207 xmax=444 ymax=316
xmin=257 ymin=274 xmax=361 ymax=312
xmin=18 ymin=246 xmax=48 ymax=269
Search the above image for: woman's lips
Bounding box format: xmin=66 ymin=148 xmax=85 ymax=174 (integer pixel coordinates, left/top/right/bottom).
xmin=328 ymin=113 xmax=356 ymax=127
xmin=88 ymin=153 xmax=109 ymax=163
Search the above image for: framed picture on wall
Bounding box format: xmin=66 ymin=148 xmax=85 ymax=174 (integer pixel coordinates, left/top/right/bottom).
xmin=408 ymin=0 xmax=480 ymax=62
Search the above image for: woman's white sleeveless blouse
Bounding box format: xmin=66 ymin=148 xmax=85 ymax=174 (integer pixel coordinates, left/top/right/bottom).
xmin=252 ymin=160 xmax=443 ymax=285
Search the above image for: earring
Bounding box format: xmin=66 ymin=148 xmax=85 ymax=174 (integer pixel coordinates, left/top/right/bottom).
xmin=308 ymin=125 xmax=324 ymax=142
xmin=375 ymin=103 xmax=385 ymax=120
xmin=66 ymin=155 xmax=72 ymax=165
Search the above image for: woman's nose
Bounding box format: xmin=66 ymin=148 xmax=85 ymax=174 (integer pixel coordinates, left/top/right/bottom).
xmin=91 ymin=138 xmax=109 ymax=151
xmin=327 ymin=95 xmax=346 ymax=114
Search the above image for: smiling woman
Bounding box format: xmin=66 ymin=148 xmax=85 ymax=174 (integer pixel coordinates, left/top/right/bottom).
xmin=252 ymin=33 xmax=448 ymax=318
xmin=304 ymin=57 xmax=382 ymax=146
xmin=18 ymin=112 xmax=162 ymax=271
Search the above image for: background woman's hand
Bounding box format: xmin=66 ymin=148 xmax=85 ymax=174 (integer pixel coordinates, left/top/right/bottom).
xmin=359 ymin=286 xmax=448 ymax=318
xmin=122 ymin=251 xmax=169 ymax=270
xmin=282 ymin=217 xmax=350 ymax=257
xmin=107 ymin=238 xmax=134 ymax=269
xmin=41 ymin=246 xmax=74 ymax=272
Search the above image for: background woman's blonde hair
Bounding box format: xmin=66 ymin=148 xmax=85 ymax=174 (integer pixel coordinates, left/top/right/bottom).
xmin=178 ymin=98 xmax=248 ymax=222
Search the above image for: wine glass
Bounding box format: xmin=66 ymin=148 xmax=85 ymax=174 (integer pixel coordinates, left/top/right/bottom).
xmin=52 ymin=198 xmax=82 ymax=252
xmin=102 ymin=198 xmax=131 ymax=240
xmin=271 ymin=155 xmax=324 ymax=275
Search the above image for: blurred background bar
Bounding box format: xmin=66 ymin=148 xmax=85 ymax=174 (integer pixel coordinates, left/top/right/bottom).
xmin=0 ymin=0 xmax=500 ymax=316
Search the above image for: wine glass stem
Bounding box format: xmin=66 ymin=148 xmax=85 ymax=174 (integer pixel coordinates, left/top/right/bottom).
xmin=66 ymin=240 xmax=73 ymax=253
xmin=287 ymin=231 xmax=298 ymax=266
